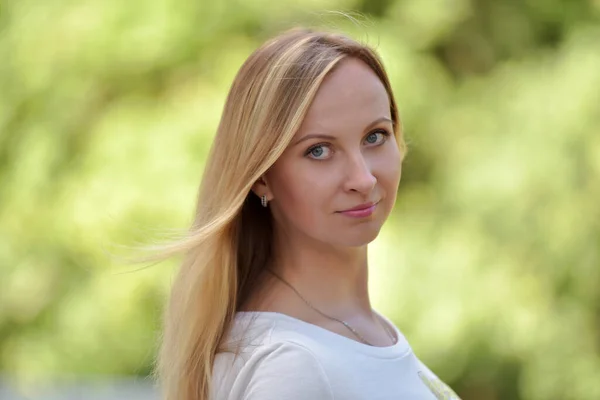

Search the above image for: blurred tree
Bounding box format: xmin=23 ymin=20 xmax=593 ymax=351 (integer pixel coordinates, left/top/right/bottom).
xmin=1 ymin=1 xmax=599 ymax=399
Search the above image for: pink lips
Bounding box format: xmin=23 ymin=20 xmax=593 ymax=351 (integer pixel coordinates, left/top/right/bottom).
xmin=338 ymin=202 xmax=378 ymax=218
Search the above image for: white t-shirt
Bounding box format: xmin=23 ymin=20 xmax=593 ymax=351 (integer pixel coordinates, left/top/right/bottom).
xmin=212 ymin=311 xmax=461 ymax=399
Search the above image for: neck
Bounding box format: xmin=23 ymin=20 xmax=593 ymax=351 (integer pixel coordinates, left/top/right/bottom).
xmin=269 ymin=231 xmax=373 ymax=317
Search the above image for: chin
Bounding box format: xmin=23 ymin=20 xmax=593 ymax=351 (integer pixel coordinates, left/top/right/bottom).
xmin=335 ymin=223 xmax=383 ymax=247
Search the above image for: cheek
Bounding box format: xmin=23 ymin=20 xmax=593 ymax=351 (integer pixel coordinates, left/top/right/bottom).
xmin=269 ymin=164 xmax=333 ymax=221
xmin=374 ymin=146 xmax=402 ymax=196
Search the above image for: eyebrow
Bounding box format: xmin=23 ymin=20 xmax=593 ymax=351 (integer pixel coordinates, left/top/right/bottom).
xmin=292 ymin=116 xmax=394 ymax=146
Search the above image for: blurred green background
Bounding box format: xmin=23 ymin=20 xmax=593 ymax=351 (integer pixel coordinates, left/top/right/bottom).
xmin=1 ymin=0 xmax=599 ymax=399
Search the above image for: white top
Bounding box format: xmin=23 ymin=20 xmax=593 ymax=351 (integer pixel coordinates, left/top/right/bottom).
xmin=212 ymin=311 xmax=460 ymax=399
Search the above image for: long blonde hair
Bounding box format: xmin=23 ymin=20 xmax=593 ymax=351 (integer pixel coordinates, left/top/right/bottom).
xmin=155 ymin=28 xmax=404 ymax=400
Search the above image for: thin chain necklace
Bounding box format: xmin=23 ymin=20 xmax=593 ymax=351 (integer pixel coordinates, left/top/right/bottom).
xmin=267 ymin=269 xmax=397 ymax=346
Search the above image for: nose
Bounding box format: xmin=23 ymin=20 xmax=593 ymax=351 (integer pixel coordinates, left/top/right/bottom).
xmin=342 ymin=153 xmax=377 ymax=194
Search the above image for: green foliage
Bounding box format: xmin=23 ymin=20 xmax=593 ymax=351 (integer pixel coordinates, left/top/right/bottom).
xmin=1 ymin=1 xmax=599 ymax=399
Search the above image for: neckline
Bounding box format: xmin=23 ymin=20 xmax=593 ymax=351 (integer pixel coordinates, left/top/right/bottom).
xmin=235 ymin=310 xmax=412 ymax=359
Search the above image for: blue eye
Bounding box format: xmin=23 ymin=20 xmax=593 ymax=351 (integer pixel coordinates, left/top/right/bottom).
xmin=306 ymin=144 xmax=332 ymax=160
xmin=365 ymin=130 xmax=389 ymax=145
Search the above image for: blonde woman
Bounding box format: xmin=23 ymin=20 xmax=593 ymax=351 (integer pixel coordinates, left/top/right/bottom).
xmin=156 ymin=28 xmax=461 ymax=400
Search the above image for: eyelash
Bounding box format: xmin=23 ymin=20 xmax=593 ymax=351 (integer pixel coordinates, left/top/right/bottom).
xmin=304 ymin=129 xmax=391 ymax=159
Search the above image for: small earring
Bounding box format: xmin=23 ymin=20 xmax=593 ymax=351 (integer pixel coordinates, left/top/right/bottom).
xmin=261 ymin=195 xmax=268 ymax=208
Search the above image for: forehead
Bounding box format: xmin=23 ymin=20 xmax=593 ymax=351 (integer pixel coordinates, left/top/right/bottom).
xmin=297 ymin=58 xmax=391 ymax=133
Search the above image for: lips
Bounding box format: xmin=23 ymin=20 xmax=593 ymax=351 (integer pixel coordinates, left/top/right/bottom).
xmin=339 ymin=201 xmax=378 ymax=213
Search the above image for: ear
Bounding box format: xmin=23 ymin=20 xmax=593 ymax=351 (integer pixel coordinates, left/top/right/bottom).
xmin=251 ymin=175 xmax=273 ymax=201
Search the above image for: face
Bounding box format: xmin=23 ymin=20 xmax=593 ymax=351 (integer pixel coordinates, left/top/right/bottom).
xmin=259 ymin=58 xmax=402 ymax=248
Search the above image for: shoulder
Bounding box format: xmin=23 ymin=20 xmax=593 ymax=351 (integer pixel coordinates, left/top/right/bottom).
xmin=213 ymin=341 xmax=333 ymax=400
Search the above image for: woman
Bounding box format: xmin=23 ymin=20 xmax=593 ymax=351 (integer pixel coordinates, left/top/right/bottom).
xmin=155 ymin=28 xmax=461 ymax=400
